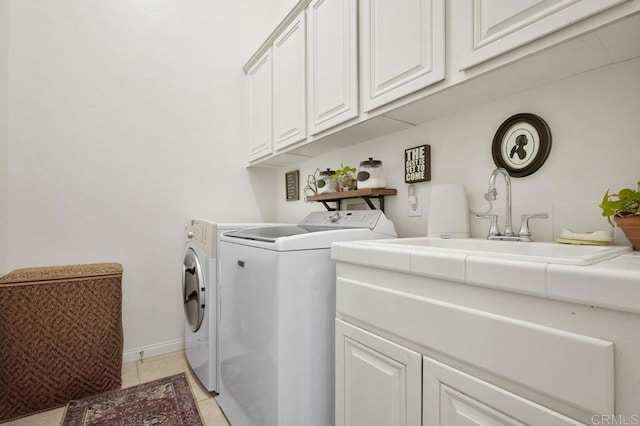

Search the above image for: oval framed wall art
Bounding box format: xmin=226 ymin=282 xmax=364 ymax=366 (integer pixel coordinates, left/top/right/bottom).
xmin=491 ymin=113 xmax=552 ymax=178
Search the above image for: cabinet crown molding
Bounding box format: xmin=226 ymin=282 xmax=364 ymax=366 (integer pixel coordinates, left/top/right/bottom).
xmin=243 ymin=0 xmax=312 ymax=73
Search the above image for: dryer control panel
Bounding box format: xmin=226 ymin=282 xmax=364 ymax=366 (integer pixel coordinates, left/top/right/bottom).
xmin=186 ymin=219 xmax=217 ymax=258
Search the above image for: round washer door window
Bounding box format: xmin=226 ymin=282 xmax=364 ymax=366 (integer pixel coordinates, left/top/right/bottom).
xmin=183 ymin=248 xmax=205 ymax=332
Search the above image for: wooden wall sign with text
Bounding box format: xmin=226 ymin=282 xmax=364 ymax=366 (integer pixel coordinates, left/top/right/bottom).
xmin=404 ymin=145 xmax=431 ymax=183
xmin=285 ymin=170 xmax=300 ymax=201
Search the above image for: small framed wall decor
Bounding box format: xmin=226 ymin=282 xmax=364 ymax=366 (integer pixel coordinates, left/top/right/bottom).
xmin=492 ymin=113 xmax=552 ymax=178
xmin=405 ymin=144 xmax=431 ymax=183
xmin=285 ymin=170 xmax=300 ymax=201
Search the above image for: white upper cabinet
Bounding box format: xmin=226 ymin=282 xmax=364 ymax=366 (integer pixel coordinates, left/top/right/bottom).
xmin=307 ymin=0 xmax=358 ymax=135
xmin=456 ymin=0 xmax=628 ymax=70
xmin=360 ymin=0 xmax=445 ymax=112
xmin=247 ymin=48 xmax=273 ymax=161
xmin=272 ymin=12 xmax=307 ymax=151
xmin=245 ymin=0 xmax=638 ymax=165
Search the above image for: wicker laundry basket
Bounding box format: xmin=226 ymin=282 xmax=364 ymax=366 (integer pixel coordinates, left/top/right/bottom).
xmin=0 ymin=263 xmax=123 ymax=422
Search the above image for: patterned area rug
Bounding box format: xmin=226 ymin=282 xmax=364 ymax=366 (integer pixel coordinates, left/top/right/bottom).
xmin=61 ymin=373 xmax=203 ymax=425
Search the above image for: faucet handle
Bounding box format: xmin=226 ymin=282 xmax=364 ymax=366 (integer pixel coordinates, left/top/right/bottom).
xmin=519 ymin=213 xmax=549 ymax=238
xmin=476 ymin=214 xmax=500 ymax=238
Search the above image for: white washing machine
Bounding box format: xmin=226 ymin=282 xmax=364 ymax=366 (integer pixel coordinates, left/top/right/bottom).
xmin=216 ymin=210 xmax=397 ymax=426
xmin=182 ymin=219 xmax=283 ymax=392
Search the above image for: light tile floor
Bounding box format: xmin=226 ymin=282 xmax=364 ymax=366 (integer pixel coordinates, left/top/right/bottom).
xmin=3 ymin=351 xmax=230 ymax=426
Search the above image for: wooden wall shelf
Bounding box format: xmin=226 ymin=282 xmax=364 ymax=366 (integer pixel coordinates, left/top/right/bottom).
xmin=307 ymin=188 xmax=397 ymax=211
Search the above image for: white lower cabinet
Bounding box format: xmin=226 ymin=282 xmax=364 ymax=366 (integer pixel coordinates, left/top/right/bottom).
xmin=333 ymin=272 xmax=615 ymax=425
xmin=335 ymin=320 xmax=422 ymax=426
xmin=423 ymin=357 xmax=586 ymax=426
xmin=336 ymin=319 xmax=586 ymax=426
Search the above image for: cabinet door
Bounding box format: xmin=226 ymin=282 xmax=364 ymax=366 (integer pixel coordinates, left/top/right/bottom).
xmin=273 ymin=12 xmax=306 ymax=150
xmin=336 ymin=320 xmax=422 ymax=426
xmin=307 ymin=0 xmax=358 ymax=135
xmin=456 ymin=0 xmax=627 ymax=70
xmin=247 ymin=49 xmax=273 ymax=161
xmin=360 ymin=0 xmax=445 ymax=112
xmin=423 ymin=356 xmax=587 ymax=426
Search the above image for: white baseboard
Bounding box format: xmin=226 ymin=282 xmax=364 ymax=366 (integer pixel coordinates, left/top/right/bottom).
xmin=123 ymin=338 xmax=185 ymax=363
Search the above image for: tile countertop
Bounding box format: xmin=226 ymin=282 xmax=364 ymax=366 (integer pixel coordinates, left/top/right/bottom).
xmin=330 ymin=240 xmax=640 ymax=316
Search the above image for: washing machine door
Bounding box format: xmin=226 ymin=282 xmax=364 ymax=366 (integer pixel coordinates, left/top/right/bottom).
xmin=183 ymin=248 xmax=205 ymax=332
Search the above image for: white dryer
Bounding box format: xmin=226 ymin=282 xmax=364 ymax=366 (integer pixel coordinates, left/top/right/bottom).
xmin=182 ymin=219 xmax=283 ymax=392
xmin=216 ymin=210 xmax=397 ymax=426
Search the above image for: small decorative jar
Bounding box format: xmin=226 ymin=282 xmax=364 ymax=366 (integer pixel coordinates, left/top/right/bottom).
xmin=317 ymin=169 xmax=338 ymax=194
xmin=357 ymin=158 xmax=386 ymax=189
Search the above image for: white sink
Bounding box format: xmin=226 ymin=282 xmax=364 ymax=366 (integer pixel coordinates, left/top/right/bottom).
xmin=373 ymin=238 xmax=632 ymax=266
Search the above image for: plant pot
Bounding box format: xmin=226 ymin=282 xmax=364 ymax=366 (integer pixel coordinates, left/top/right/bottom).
xmin=338 ymin=176 xmax=357 ymax=192
xmin=614 ymin=215 xmax=640 ymax=250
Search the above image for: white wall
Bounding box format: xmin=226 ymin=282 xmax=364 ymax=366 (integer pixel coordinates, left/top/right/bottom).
xmin=0 ymin=1 xmax=8 ymax=275
xmin=275 ymin=57 xmax=640 ymax=246
xmin=6 ymin=0 xmax=286 ymax=358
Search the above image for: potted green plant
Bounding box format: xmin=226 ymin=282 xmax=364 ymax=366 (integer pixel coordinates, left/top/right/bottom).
xmin=332 ymin=164 xmax=357 ymax=191
xmin=599 ymin=181 xmax=640 ymax=250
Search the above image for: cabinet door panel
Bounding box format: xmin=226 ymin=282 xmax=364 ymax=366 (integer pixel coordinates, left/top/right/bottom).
xmin=273 ymin=13 xmax=306 ymax=150
xmin=458 ymin=0 xmax=627 ymax=69
xmin=307 ymin=0 xmax=358 ymax=135
xmin=423 ymin=356 xmax=587 ymax=426
xmin=360 ymin=0 xmax=445 ymax=112
xmin=336 ymin=320 xmax=421 ymax=426
xmin=247 ymin=49 xmax=273 ymax=161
